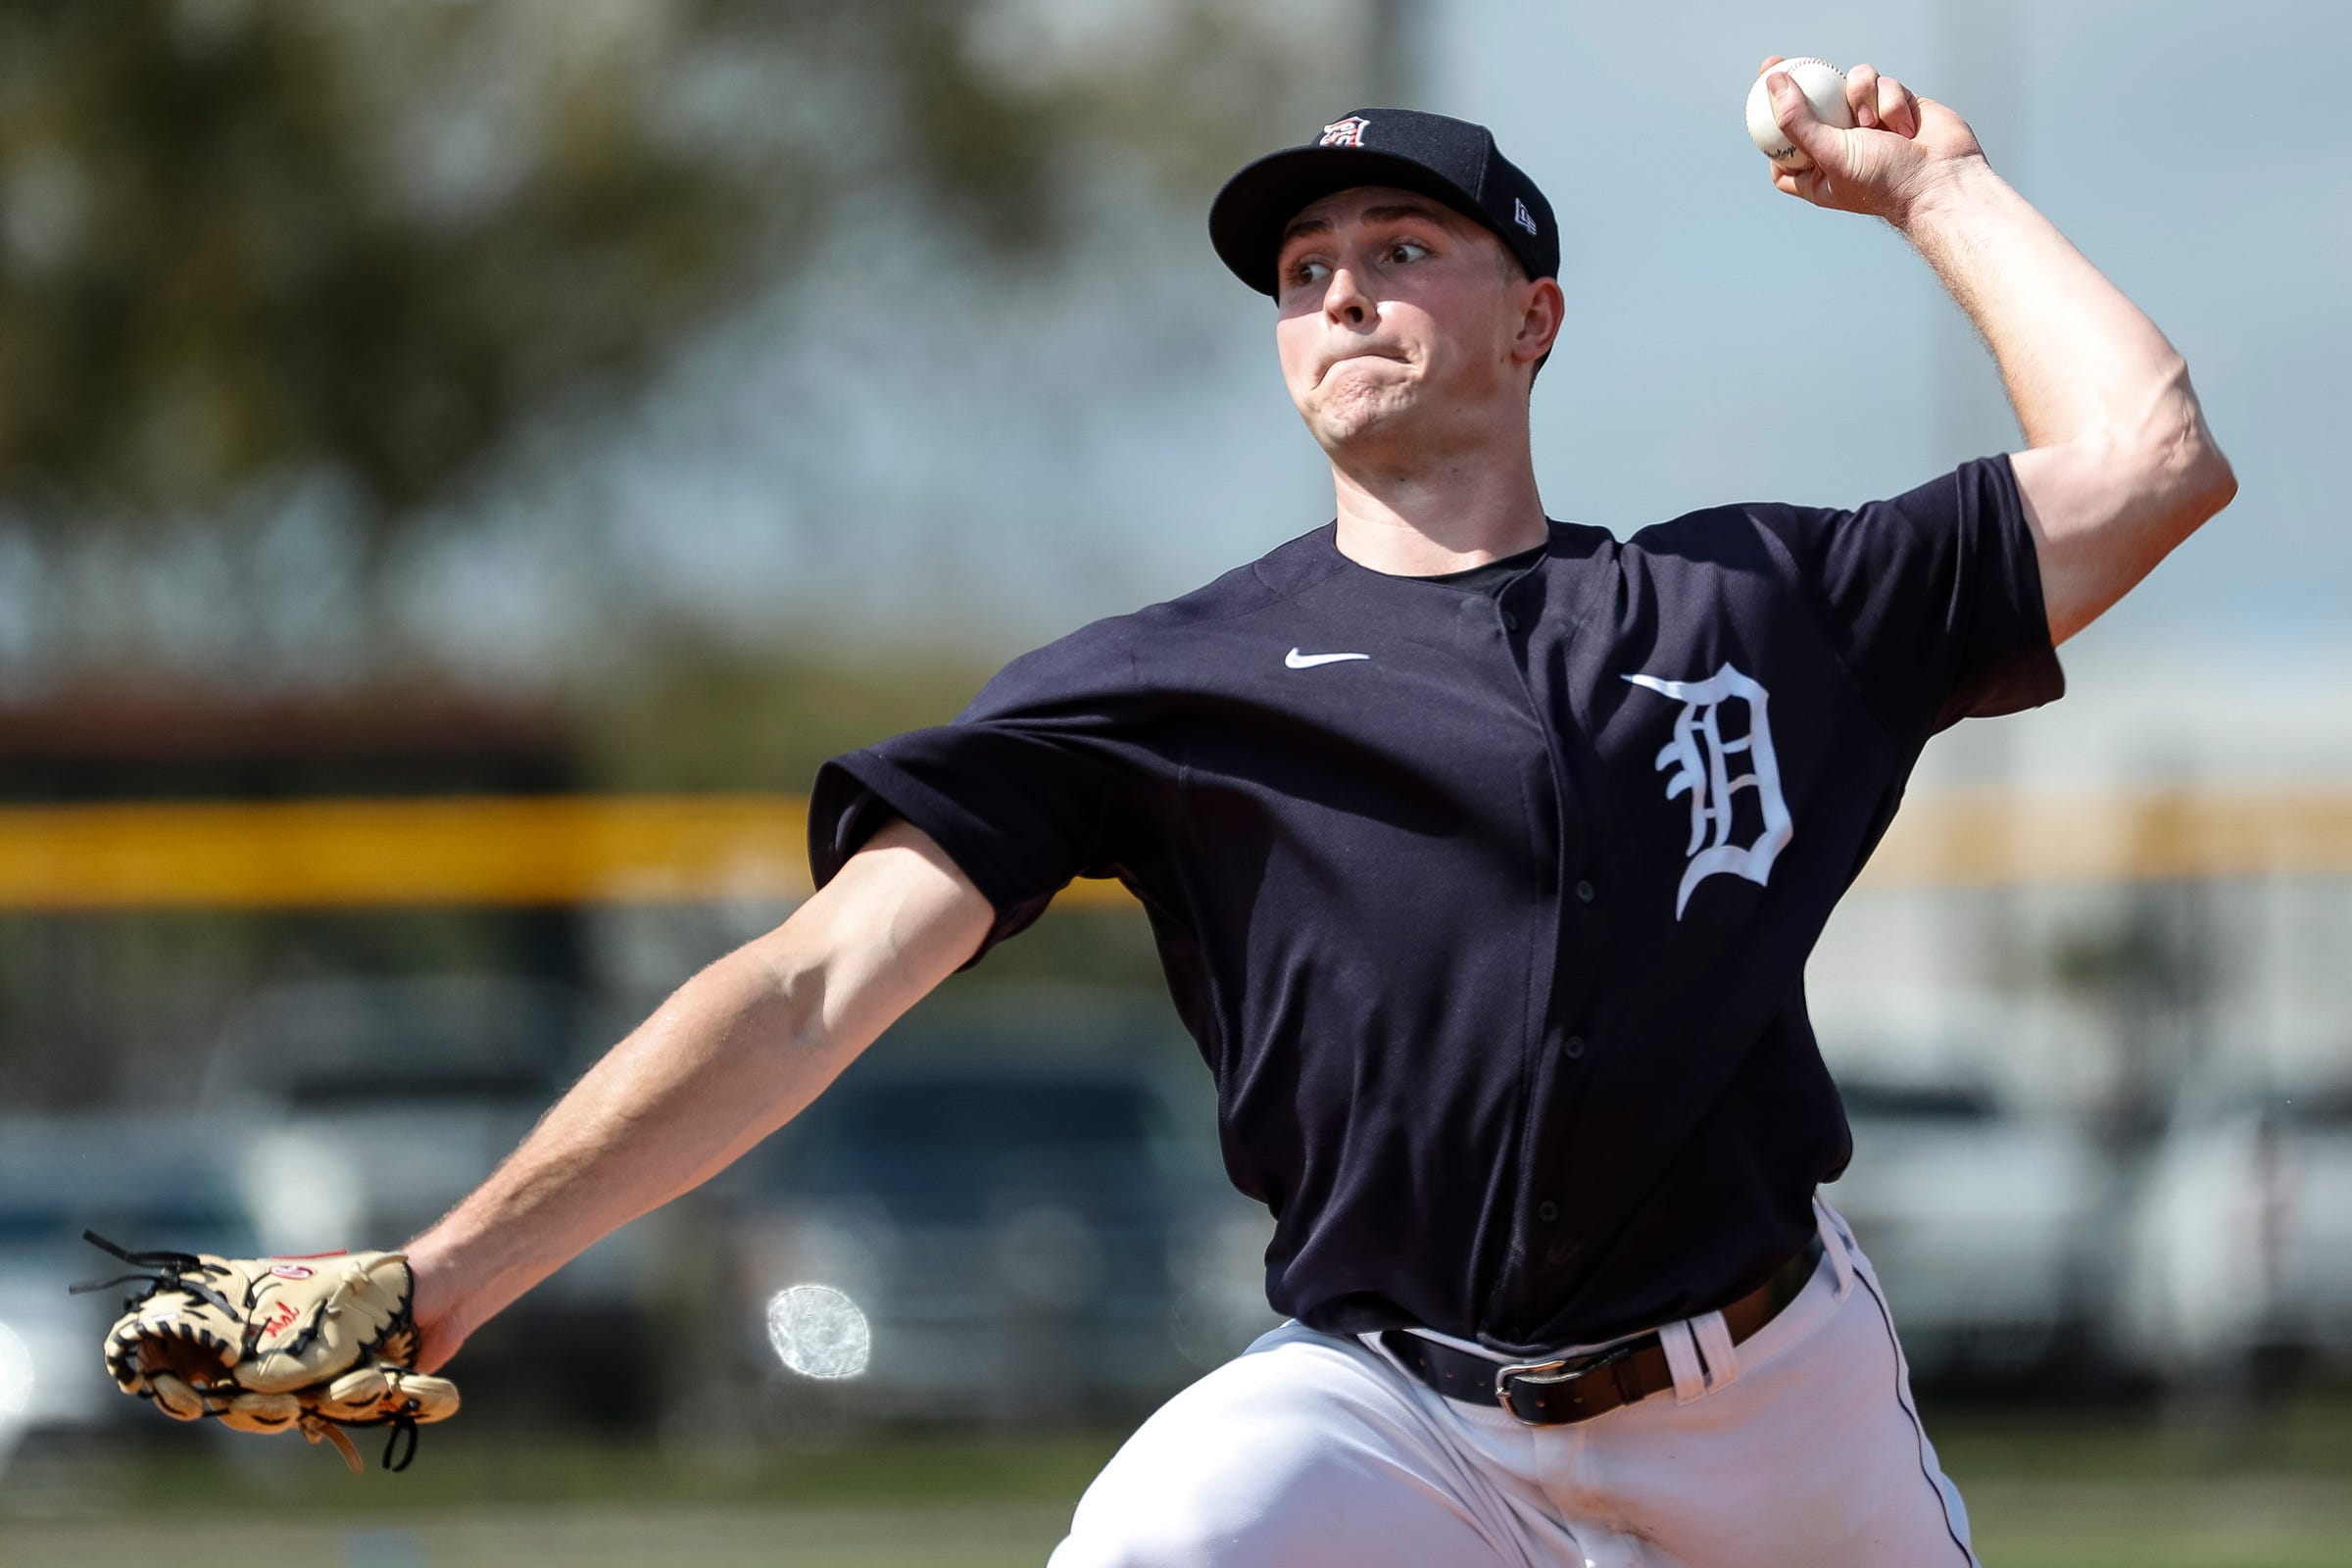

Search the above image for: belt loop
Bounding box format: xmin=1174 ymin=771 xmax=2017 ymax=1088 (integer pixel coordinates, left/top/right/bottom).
xmin=1691 ymin=1309 xmax=1740 ymax=1394
xmin=1658 ymin=1319 xmax=1709 ymax=1405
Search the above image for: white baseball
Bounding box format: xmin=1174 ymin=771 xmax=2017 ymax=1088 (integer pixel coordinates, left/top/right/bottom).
xmin=1744 ymin=58 xmax=1853 ymax=171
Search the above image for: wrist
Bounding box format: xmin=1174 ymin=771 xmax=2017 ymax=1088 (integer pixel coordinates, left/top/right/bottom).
xmin=401 ymin=1230 xmax=480 ymax=1354
xmin=1890 ymin=152 xmax=2001 ymax=232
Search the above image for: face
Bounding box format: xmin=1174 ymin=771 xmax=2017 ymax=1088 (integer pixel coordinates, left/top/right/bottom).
xmin=1272 ymin=186 xmax=1557 ymax=461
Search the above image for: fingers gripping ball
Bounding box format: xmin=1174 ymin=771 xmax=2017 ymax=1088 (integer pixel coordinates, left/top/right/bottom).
xmin=1745 ymin=58 xmax=1853 ymax=170
xmin=74 ymin=1232 xmax=460 ymax=1473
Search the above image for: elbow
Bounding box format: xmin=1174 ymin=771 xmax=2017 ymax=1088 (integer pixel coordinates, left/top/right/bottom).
xmin=2186 ymin=435 xmax=2237 ymax=520
xmin=2141 ymin=369 xmax=2236 ymax=532
xmin=2166 ymin=421 xmax=2237 ymax=531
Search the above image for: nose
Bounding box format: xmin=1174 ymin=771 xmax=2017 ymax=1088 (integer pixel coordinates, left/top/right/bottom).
xmin=1320 ymin=263 xmax=1373 ymax=328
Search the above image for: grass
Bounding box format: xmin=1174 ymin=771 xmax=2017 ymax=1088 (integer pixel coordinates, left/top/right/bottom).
xmin=1962 ymin=1477 xmax=2352 ymax=1568
xmin=5 ymin=1400 xmax=2349 ymax=1565
xmin=1933 ymin=1396 xmax=2352 ymax=1568
xmin=4 ymin=1505 xmax=1078 ymax=1568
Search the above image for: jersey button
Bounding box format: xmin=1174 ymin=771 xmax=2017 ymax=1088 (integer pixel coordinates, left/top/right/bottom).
xmin=1501 ymin=610 xmax=1520 ymax=631
xmin=1536 ymin=1200 xmax=1560 ymax=1223
xmin=1562 ymin=1034 xmax=1587 ymax=1059
xmin=1574 ymin=878 xmax=1596 ymax=904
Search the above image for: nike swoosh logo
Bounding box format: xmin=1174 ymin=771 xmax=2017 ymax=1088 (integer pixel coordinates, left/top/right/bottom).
xmin=1285 ymin=648 xmax=1370 ymax=669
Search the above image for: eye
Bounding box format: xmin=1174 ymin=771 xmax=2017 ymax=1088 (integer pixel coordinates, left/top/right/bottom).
xmin=1384 ymin=239 xmax=1432 ymax=265
xmin=1286 ymin=258 xmax=1332 ymax=289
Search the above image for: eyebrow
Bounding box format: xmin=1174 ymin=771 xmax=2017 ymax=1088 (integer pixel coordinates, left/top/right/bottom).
xmin=1279 ymin=201 xmax=1458 ymax=248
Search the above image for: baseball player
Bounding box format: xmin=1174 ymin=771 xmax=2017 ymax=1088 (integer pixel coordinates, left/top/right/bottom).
xmin=97 ymin=62 xmax=2231 ymax=1564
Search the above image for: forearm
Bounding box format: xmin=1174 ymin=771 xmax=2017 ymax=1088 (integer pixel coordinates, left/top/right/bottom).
xmin=1897 ymin=158 xmax=2204 ymax=455
xmin=403 ymin=940 xmax=850 ymax=1363
xmin=1895 ymin=159 xmax=2235 ymax=638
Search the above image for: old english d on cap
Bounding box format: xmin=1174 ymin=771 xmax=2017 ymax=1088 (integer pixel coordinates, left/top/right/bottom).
xmin=1209 ymin=109 xmax=1558 ymax=296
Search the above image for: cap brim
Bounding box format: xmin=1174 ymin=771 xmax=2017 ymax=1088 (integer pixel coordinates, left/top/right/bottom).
xmin=1208 ymin=146 xmax=1501 ymax=297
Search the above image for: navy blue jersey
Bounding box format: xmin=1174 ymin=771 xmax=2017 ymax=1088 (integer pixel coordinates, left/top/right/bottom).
xmin=808 ymin=455 xmax=2061 ymax=1355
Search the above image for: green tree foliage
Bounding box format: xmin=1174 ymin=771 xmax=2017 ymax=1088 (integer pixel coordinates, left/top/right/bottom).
xmin=0 ymin=0 xmax=1330 ymax=543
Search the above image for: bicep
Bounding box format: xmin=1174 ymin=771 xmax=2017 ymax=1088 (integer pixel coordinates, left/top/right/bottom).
xmin=758 ymin=816 xmax=995 ymax=1060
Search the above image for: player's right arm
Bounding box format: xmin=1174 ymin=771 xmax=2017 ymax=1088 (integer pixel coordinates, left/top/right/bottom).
xmin=401 ymin=817 xmax=992 ymax=1373
xmin=1761 ymin=60 xmax=2237 ymax=647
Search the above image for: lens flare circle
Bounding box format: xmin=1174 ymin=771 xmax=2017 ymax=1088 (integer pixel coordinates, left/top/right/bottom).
xmin=764 ymin=1284 xmax=871 ymax=1380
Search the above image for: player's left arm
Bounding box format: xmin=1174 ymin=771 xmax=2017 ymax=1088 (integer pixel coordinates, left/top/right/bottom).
xmin=1762 ymin=58 xmax=2238 ymax=646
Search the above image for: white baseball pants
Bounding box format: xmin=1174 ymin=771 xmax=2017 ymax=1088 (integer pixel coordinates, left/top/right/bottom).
xmin=1049 ymin=1200 xmax=1977 ymax=1567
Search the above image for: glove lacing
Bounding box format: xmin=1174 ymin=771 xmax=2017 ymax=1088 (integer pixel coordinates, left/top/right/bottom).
xmin=68 ymin=1229 xmax=239 ymax=1317
xmin=294 ymin=1409 xmax=417 ymax=1474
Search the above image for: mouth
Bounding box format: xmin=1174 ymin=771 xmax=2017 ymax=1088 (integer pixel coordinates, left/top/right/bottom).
xmin=1319 ymin=350 xmax=1406 ymax=383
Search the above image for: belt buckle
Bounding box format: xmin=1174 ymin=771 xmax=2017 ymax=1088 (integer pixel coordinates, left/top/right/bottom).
xmin=1492 ymin=1342 xmax=1633 ymax=1426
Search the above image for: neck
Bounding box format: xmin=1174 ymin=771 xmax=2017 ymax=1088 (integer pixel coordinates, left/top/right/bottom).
xmin=1326 ymin=417 xmax=1548 ymax=576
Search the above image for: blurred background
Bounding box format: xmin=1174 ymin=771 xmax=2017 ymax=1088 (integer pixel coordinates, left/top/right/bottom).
xmin=1 ymin=1 xmax=2347 ymax=1564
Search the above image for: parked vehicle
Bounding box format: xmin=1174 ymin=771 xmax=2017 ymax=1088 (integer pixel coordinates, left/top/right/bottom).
xmin=730 ymin=1060 xmax=1189 ymax=1420
xmin=720 ymin=991 xmax=1269 ymax=1423
xmin=2118 ymin=1076 xmax=2352 ymax=1376
xmin=0 ymin=1113 xmax=262 ymax=1467
xmin=198 ymin=975 xmax=595 ymax=1246
xmin=1826 ymin=1074 xmax=2107 ymax=1381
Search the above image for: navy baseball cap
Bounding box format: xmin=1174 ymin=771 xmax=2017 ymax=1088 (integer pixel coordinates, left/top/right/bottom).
xmin=1209 ymin=109 xmax=1558 ymax=296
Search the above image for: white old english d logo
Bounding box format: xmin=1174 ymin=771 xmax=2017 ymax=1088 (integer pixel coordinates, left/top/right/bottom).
xmin=1623 ymin=662 xmax=1793 ymax=919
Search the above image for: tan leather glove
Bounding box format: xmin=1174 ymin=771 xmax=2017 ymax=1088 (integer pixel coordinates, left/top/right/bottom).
xmin=75 ymin=1232 xmax=460 ymax=1472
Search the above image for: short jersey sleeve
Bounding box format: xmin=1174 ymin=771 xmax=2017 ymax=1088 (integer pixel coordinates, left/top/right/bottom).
xmin=1753 ymin=454 xmax=2065 ymax=740
xmin=806 ymin=618 xmax=1154 ymax=964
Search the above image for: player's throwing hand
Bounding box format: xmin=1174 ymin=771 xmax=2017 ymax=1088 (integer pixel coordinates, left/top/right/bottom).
xmin=1759 ymin=56 xmax=1985 ymax=222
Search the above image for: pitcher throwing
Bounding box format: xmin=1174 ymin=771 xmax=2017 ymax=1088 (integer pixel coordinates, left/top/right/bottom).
xmin=105 ymin=58 xmax=2232 ymax=1567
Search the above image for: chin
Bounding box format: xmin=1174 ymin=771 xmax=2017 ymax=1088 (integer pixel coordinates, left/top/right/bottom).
xmin=1308 ymin=378 xmax=1416 ymax=446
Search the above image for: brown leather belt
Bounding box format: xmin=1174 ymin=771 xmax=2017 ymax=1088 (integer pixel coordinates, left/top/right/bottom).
xmin=1378 ymin=1234 xmax=1825 ymax=1426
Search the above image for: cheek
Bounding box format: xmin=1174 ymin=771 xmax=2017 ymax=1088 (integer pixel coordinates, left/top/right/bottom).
xmin=1273 ymin=316 xmax=1321 ymax=388
xmin=1377 ymin=300 xmax=1448 ymax=366
xmin=1408 ymin=291 xmax=1506 ymax=373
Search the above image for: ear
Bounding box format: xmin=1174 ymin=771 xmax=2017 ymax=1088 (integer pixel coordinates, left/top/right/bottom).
xmin=1512 ymin=275 xmax=1565 ymax=369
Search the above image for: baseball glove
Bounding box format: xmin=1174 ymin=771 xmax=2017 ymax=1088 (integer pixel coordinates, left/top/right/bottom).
xmin=72 ymin=1231 xmax=459 ymax=1472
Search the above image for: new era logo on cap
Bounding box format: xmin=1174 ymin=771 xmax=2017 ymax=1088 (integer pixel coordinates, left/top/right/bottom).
xmin=1513 ymin=197 xmax=1538 ymax=235
xmin=1319 ymin=116 xmax=1370 ymax=148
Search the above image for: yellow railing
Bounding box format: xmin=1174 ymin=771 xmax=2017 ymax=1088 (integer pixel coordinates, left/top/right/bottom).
xmin=0 ymin=787 xmax=2346 ymax=909
xmin=0 ymin=796 xmax=819 ymax=909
